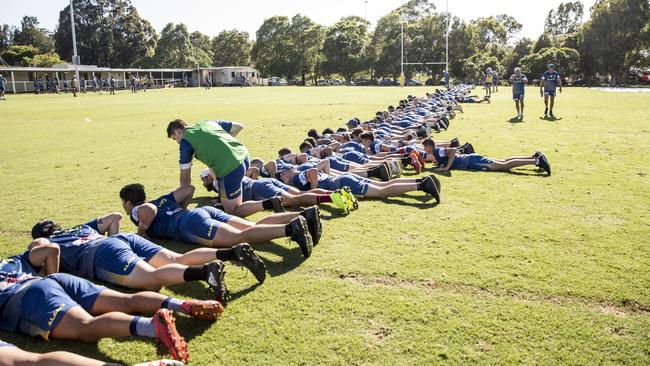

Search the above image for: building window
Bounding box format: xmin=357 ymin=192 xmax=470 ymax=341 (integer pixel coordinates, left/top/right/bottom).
xmin=231 ymin=72 xmax=235 ymax=78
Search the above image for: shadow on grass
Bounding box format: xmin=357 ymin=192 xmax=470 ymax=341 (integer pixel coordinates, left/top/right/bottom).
xmin=253 ymin=242 xmax=306 ymax=278
xmin=539 ymin=115 xmax=563 ymax=122
xmin=508 ymin=116 xmax=524 ymax=123
xmin=191 ymin=195 xmax=220 ymax=208
xmin=365 ymin=194 xmax=439 ymax=209
xmin=429 ymin=170 xmax=452 ymax=177
xmin=318 ymin=204 xmax=351 ymax=221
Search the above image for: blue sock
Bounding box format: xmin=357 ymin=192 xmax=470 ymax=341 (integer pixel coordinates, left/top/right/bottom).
xmin=129 ymin=316 xmax=155 ymax=338
xmin=161 ymin=297 xmax=185 ymax=313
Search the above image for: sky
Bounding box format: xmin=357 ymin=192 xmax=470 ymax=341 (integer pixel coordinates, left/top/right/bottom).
xmin=1 ymin=0 xmax=597 ymax=41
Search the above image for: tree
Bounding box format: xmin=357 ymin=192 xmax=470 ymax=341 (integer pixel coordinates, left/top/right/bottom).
xmin=0 ymin=45 xmax=40 ymax=66
xmin=321 ymin=16 xmax=370 ymax=82
xmin=24 ymin=52 xmax=66 ymax=67
xmin=0 ymin=24 xmax=16 ymax=53
xmin=580 ymin=0 xmax=650 ymax=84
xmin=152 ymin=23 xmax=197 ymax=68
xmin=13 ymin=16 xmax=54 ymax=53
xmin=544 ymin=1 xmax=584 ymax=36
xmin=211 ymin=30 xmax=252 ymax=67
xmin=503 ymin=38 xmax=534 ymax=74
xmin=520 ymin=47 xmax=580 ymax=79
xmin=287 ymin=14 xmax=324 ymax=85
xmin=533 ymin=32 xmax=553 ymax=53
xmin=190 ymin=31 xmax=213 ymax=66
xmin=54 ymin=0 xmax=156 ymax=67
xmin=251 ymin=16 xmax=293 ymax=78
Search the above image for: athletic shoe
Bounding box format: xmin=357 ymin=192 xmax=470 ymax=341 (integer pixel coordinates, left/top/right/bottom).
xmin=549 ymin=112 xmax=555 ymax=119
xmin=330 ymin=190 xmax=350 ymax=214
xmin=290 ymin=216 xmax=313 ymax=258
xmin=181 ymin=300 xmax=224 ymax=321
xmin=204 ymin=261 xmax=229 ymax=305
xmin=420 ymin=176 xmax=441 ymax=203
xmin=537 ymin=154 xmax=551 ymax=176
xmin=270 ymin=197 xmax=286 ymax=213
xmin=389 ymin=160 xmax=402 ymax=178
xmin=377 ymin=163 xmax=391 ymax=182
xmin=449 ymin=138 xmax=460 ymax=148
xmin=340 ymin=186 xmax=359 ymax=211
xmin=153 ymin=309 xmax=189 ymax=363
xmin=300 ymin=206 xmax=322 ymax=246
xmin=409 ymin=153 xmax=422 ymax=174
xmin=463 ymin=143 xmax=475 ymax=154
xmin=426 ymin=174 xmax=441 ymax=193
xmin=232 ymin=243 xmax=267 ymax=284
xmin=533 ymin=151 xmax=542 ymax=158
xmin=432 ymin=124 xmax=441 ymax=133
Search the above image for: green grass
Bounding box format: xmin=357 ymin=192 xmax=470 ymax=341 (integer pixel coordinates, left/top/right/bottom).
xmin=0 ymin=86 xmax=648 ymax=365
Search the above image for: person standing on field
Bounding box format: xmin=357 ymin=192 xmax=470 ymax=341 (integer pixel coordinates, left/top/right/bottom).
xmin=71 ymin=76 xmax=78 ymax=97
xmin=0 ymin=74 xmax=7 ymax=100
xmin=540 ymin=63 xmax=562 ymax=119
xmin=509 ymin=67 xmax=528 ymax=119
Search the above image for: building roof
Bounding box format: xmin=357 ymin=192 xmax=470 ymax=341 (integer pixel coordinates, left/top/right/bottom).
xmin=0 ymin=65 xmax=257 ymax=73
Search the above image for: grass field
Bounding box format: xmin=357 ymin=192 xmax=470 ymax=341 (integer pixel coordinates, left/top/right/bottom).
xmin=0 ymin=86 xmax=648 ymax=365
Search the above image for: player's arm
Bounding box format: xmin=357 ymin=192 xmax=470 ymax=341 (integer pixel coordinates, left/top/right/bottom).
xmin=436 ymin=148 xmax=457 ymax=171
xmin=315 ymin=159 xmax=331 ymax=174
xmin=27 ymin=238 xmax=60 ymax=275
xmin=558 ymin=76 xmax=563 ymax=93
xmin=0 ymin=346 xmax=108 ymax=366
xmin=95 ymin=212 xmax=123 ymax=236
xmin=265 ymin=160 xmax=277 ymax=177
xmin=179 ymin=139 xmax=194 ymax=188
xmin=509 ymin=74 xmax=515 ymax=83
xmin=283 ymin=153 xmax=297 ymax=164
xmin=246 ymin=166 xmax=260 ymax=179
xmin=227 ymin=122 xmax=244 ymax=137
xmin=135 ymin=203 xmax=157 ymax=237
xmin=306 ymin=168 xmax=319 ymax=190
xmin=172 ymin=185 xmax=195 ymax=209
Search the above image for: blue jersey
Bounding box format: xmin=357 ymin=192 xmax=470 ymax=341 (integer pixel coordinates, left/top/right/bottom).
xmin=341 ymin=141 xmax=366 ymax=153
xmin=131 ymin=192 xmax=185 ymax=239
xmin=46 ymin=221 xmax=106 ymax=278
xmin=511 ymin=74 xmax=527 ymax=94
xmin=541 ymin=71 xmax=560 ymax=91
xmin=0 ymin=77 xmax=6 ymax=88
xmin=179 ymin=120 xmax=234 ymax=168
xmin=0 ymin=251 xmax=40 ymax=331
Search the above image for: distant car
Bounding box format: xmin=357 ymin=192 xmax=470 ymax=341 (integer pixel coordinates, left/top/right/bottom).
xmin=379 ymin=79 xmax=396 ymax=86
xmin=316 ymin=79 xmax=328 ymax=86
xmin=332 ymin=79 xmax=343 ymax=86
xmin=270 ymin=77 xmax=288 ymax=86
xmin=354 ymin=79 xmax=374 ymax=86
xmin=405 ymin=79 xmax=422 ymax=86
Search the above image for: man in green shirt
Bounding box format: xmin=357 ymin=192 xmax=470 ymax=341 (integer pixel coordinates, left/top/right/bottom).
xmin=167 ymin=119 xmax=277 ymax=217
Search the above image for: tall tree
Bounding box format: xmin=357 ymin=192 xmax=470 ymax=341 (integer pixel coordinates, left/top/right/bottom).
xmin=0 ymin=24 xmax=15 ymax=53
xmin=322 ymin=16 xmax=370 ymax=82
xmin=251 ymin=16 xmax=293 ymax=78
xmin=580 ymin=0 xmax=650 ymax=84
xmin=287 ymin=14 xmax=324 ymax=85
xmin=54 ymin=0 xmax=156 ymax=67
xmin=13 ymin=16 xmax=54 ymax=53
xmin=211 ymin=30 xmax=251 ymax=67
xmin=152 ymin=23 xmax=197 ymax=68
xmin=190 ymin=31 xmax=213 ymax=66
xmin=503 ymin=37 xmax=534 ymax=74
xmin=0 ymin=45 xmax=39 ymax=66
xmin=544 ymin=1 xmax=584 ymax=36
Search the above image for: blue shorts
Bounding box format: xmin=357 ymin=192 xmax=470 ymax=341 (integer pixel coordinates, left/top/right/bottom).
xmin=94 ymin=234 xmax=162 ymax=286
xmin=452 ymin=154 xmax=494 ymax=171
xmin=513 ymin=92 xmax=524 ymax=100
xmin=0 ymin=86 xmax=4 ymax=92
xmin=218 ymin=156 xmax=250 ymax=200
xmin=341 ymin=151 xmax=370 ymax=165
xmin=250 ymin=179 xmax=290 ymax=200
xmin=19 ymin=274 xmax=104 ymax=340
xmin=325 ymin=157 xmax=350 ymax=171
xmin=544 ymin=89 xmax=556 ymax=97
xmin=178 ymin=206 xmax=232 ymax=246
xmin=319 ymin=175 xmax=369 ymax=195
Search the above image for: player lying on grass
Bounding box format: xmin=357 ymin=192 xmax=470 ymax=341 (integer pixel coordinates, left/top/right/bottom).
xmin=119 ymin=184 xmax=318 ymax=258
xmin=28 ymin=216 xmax=250 ymax=302
xmin=200 ymin=168 xmax=357 ymax=214
xmin=0 ymin=249 xmax=225 ymax=362
xmin=277 ymin=165 xmax=441 ymax=204
xmin=420 ymin=138 xmax=551 ymax=175
xmin=0 ymin=339 xmax=185 ymax=366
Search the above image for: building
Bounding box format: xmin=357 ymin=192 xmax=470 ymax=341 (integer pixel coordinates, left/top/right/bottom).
xmin=0 ymin=64 xmax=262 ymax=93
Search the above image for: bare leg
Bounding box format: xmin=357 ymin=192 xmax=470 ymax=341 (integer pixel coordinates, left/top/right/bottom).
xmin=255 ymin=212 xmax=300 ymax=225
xmin=282 ymin=193 xmax=319 ymax=207
xmin=228 ymin=199 xmax=263 ymax=217
xmin=520 ymin=98 xmax=525 ymax=114
xmin=91 ymin=288 xmax=165 ymax=315
xmin=148 ymin=248 xmax=218 ymax=267
xmin=364 ymin=183 xmax=418 ymax=198
xmin=544 ymin=95 xmax=549 ymax=109
xmin=0 ymin=347 xmax=107 ymax=366
xmin=486 ymin=158 xmax=537 ymax=171
xmin=125 ymin=261 xmax=188 ymax=291
xmin=50 ymin=306 xmax=134 ymax=342
xmin=549 ymin=96 xmax=555 ymax=112
xmin=515 ymin=100 xmax=520 ymax=114
xmin=211 ymin=223 xmax=286 ymax=247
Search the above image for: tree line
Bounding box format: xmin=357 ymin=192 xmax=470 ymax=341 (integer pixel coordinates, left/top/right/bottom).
xmin=1 ymin=0 xmax=648 ymax=85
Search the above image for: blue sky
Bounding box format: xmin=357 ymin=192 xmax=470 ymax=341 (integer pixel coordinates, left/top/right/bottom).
xmin=2 ymin=0 xmax=596 ymax=40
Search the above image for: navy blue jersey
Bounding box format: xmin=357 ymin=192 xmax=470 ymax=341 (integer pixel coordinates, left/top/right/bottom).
xmin=541 ymin=71 xmax=560 ymax=90
xmin=511 ymin=74 xmax=527 ymax=93
xmin=46 ymin=221 xmax=105 ymax=277
xmin=0 ymin=252 xmax=40 ymax=332
xmin=433 ymin=147 xmax=448 ymax=167
xmin=341 ymin=141 xmax=366 ymax=153
xmin=131 ymin=192 xmax=185 ymax=239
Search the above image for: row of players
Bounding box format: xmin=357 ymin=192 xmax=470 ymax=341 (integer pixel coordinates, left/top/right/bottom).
xmin=0 ymin=85 xmax=549 ymax=365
